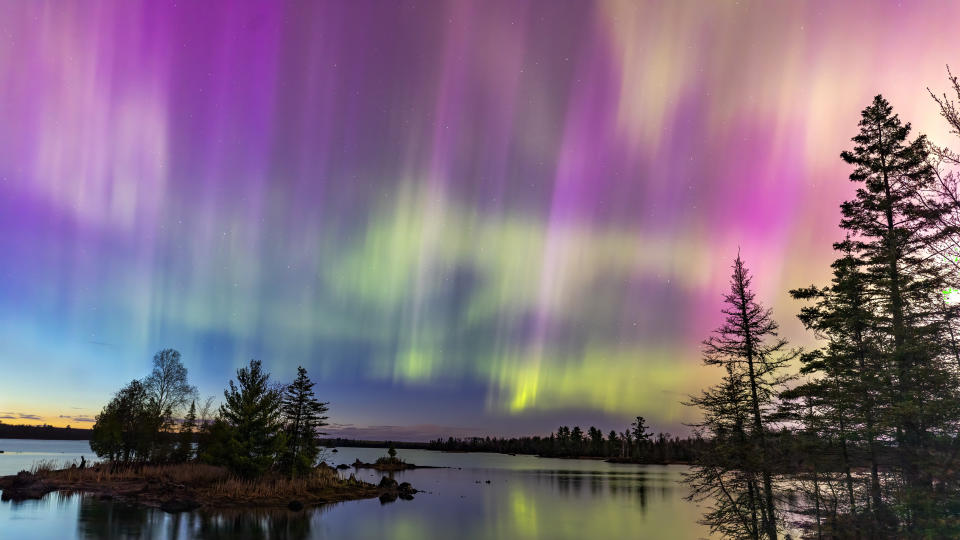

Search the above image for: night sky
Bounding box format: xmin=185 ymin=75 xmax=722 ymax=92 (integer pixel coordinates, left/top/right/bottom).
xmin=1 ymin=0 xmax=958 ymax=440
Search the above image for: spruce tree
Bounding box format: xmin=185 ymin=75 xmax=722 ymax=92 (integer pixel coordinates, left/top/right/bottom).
xmin=692 ymin=254 xmax=797 ymax=540
xmin=838 ymin=95 xmax=960 ymax=525
xmin=281 ymin=366 xmax=329 ymax=478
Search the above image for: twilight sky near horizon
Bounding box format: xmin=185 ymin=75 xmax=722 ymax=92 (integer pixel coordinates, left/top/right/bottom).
xmin=1 ymin=0 xmax=959 ymax=440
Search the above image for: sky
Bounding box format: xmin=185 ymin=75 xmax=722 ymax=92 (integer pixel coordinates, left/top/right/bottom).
xmin=1 ymin=0 xmax=959 ymax=440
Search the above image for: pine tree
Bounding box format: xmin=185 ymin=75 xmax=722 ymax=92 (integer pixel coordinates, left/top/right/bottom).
xmin=281 ymin=366 xmax=329 ymax=478
xmin=838 ymin=95 xmax=960 ymax=526
xmin=218 ymin=359 xmax=286 ymax=477
xmin=632 ymin=416 xmax=652 ymax=442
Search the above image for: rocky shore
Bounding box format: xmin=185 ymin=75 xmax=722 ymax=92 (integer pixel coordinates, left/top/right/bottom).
xmin=0 ymin=462 xmax=416 ymax=512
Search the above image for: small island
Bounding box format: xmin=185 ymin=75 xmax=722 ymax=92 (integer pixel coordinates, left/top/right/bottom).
xmin=0 ymin=351 xmax=416 ymax=512
xmin=0 ymin=462 xmax=415 ymax=511
xmin=349 ymin=443 xmax=442 ymax=472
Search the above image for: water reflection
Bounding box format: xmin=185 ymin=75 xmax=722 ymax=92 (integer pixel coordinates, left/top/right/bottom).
xmin=528 ymin=469 xmax=653 ymax=510
xmin=76 ymin=495 xmax=318 ymax=540
xmin=76 ymin=496 xmax=154 ymax=538
xmin=2 ymin=448 xmax=710 ymax=539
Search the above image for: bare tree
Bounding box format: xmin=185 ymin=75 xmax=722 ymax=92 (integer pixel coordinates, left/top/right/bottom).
xmin=143 ymin=349 xmax=197 ymax=418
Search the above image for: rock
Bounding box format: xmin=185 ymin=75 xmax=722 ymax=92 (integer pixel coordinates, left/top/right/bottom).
xmin=378 ymin=492 xmax=398 ymax=504
xmin=160 ymin=498 xmax=199 ymax=514
xmin=398 ymin=482 xmax=415 ymax=495
xmin=399 ymin=493 xmax=415 ymax=501
xmin=485 ymin=480 xmax=491 ymax=484
xmin=336 ymin=464 xmax=350 ymax=470
xmin=331 ymin=449 xmax=338 ymax=453
xmin=288 ymin=500 xmax=304 ymax=512
xmin=378 ymin=476 xmax=398 ymax=489
xmin=0 ymin=471 xmax=53 ymax=502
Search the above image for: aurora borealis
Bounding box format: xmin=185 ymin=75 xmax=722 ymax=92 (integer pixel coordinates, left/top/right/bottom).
xmin=2 ymin=1 xmax=959 ymax=439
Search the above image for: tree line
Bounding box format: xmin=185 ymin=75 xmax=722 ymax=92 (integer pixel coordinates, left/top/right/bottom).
xmin=685 ymin=77 xmax=960 ymax=539
xmin=0 ymin=422 xmax=91 ymax=441
xmin=90 ymin=350 xmax=329 ymax=479
xmin=426 ymin=417 xmax=702 ymax=463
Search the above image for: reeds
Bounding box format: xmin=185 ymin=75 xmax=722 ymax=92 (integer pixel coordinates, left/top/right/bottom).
xmin=207 ymin=467 xmax=352 ymax=499
xmin=29 ymin=459 xmax=61 ymax=475
xmin=37 ymin=462 xmax=230 ymax=485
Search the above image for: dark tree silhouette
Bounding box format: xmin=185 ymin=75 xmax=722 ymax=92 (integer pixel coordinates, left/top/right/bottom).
xmin=788 ymin=241 xmax=891 ymax=534
xmin=632 ymin=416 xmax=652 ymax=450
xmin=838 ymin=95 xmax=960 ymax=528
xmin=173 ymin=400 xmax=197 ymax=463
xmin=143 ymin=349 xmax=197 ymax=418
xmin=215 ymin=359 xmax=285 ymax=477
xmin=90 ymin=380 xmax=158 ymax=464
xmin=688 ymin=254 xmax=798 ymax=540
xmin=280 ymin=366 xmax=329 ymax=478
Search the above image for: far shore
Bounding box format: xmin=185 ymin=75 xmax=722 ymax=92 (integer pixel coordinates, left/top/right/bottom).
xmin=0 ymin=432 xmax=694 ymax=466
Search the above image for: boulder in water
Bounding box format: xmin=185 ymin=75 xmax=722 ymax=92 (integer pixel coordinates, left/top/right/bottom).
xmin=378 ymin=476 xmax=398 ymax=489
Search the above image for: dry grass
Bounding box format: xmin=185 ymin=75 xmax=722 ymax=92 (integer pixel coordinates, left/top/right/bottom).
xmin=29 ymin=459 xmax=61 ymax=475
xmin=38 ymin=462 xmax=230 ymax=486
xmin=206 ymin=467 xmax=365 ymax=499
xmin=19 ymin=462 xmax=379 ymax=508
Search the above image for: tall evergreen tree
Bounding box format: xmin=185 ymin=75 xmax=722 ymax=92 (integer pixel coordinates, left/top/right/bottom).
xmin=692 ymin=254 xmax=798 ymax=540
xmin=218 ymin=359 xmax=286 ymax=477
xmin=838 ymin=95 xmax=960 ymax=525
xmin=281 ymin=366 xmax=329 ymax=478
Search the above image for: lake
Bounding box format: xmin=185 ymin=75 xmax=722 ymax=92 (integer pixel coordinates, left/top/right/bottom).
xmin=0 ymin=439 xmax=711 ymax=539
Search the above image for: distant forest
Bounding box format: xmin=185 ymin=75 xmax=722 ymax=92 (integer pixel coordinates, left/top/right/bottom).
xmin=321 ymin=420 xmax=701 ymax=464
xmin=0 ymin=422 xmax=91 ymax=441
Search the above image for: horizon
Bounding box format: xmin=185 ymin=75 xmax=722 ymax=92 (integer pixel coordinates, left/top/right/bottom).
xmin=3 ymin=0 xmax=960 ymax=442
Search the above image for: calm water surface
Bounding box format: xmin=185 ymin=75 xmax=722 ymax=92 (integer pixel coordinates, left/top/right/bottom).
xmin=0 ymin=439 xmax=711 ymax=539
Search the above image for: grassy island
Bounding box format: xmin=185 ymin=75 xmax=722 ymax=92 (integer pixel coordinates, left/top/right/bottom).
xmin=350 ymin=457 xmax=440 ymax=472
xmin=0 ymin=351 xmax=416 ymax=512
xmin=0 ymin=462 xmax=415 ymax=511
xmin=348 ymin=444 xmax=442 ymax=472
